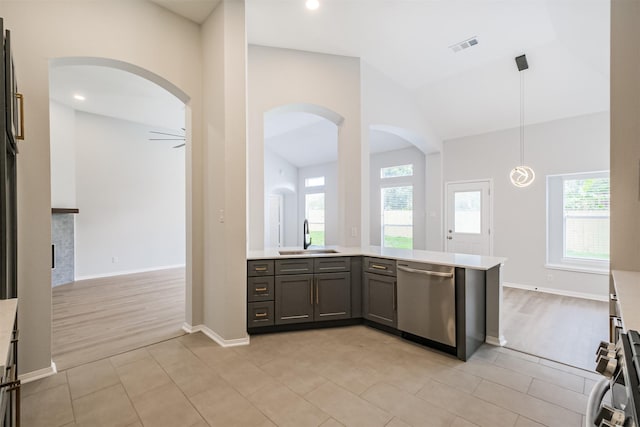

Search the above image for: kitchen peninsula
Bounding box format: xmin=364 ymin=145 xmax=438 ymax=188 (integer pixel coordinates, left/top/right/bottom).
xmin=247 ymin=246 xmax=506 ymax=360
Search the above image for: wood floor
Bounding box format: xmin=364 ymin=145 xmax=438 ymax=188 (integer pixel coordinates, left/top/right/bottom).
xmin=502 ymin=286 xmax=609 ymax=371
xmin=52 ymin=267 xmax=186 ymax=371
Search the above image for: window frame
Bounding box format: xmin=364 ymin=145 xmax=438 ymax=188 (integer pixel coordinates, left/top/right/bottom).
xmin=380 ymin=173 xmax=414 ymax=249
xmin=546 ymin=170 xmax=610 ymax=275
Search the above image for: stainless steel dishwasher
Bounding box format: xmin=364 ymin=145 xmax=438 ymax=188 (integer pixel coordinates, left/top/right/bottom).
xmin=396 ymin=261 xmax=456 ymax=347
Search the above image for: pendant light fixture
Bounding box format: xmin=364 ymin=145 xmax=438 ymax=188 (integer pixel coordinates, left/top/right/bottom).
xmin=510 ymin=54 xmax=535 ymax=188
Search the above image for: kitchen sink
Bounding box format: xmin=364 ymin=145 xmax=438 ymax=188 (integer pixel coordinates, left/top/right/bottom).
xmin=278 ymin=249 xmax=339 ymax=255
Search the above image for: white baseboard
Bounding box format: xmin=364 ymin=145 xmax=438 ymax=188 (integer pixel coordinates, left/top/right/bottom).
xmin=19 ymin=361 xmax=57 ymax=384
xmin=75 ymin=264 xmax=186 ymax=282
xmin=503 ymin=282 xmax=608 ymax=302
xmin=182 ymin=323 xmax=250 ymax=347
xmin=486 ymin=335 xmax=507 ymax=347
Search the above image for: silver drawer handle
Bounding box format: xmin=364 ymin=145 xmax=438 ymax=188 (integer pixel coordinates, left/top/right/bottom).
xmin=371 ymin=264 xmax=388 ymax=270
xmin=397 ymin=265 xmax=454 ymax=278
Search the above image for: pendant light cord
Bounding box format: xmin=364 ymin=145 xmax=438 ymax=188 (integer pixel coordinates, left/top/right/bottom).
xmin=520 ymin=71 xmax=525 ymax=166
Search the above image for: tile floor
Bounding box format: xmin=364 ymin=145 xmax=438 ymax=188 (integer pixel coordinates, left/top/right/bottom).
xmin=22 ymin=326 xmax=600 ymax=427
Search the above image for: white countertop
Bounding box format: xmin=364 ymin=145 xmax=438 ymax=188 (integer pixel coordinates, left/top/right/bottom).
xmin=248 ymin=246 xmax=506 ymax=271
xmin=612 ymin=270 xmax=640 ymax=332
xmin=0 ymin=299 xmax=17 ymax=371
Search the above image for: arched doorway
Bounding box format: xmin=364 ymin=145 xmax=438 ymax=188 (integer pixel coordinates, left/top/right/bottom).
xmin=368 ymin=124 xmax=428 ymax=250
xmin=263 ymin=104 xmax=344 ymax=249
xmin=48 ymin=57 xmax=193 ymax=370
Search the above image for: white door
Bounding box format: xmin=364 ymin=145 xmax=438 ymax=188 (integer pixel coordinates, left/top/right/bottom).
xmin=445 ymin=181 xmax=492 ymax=255
xmin=268 ymin=194 xmax=283 ymax=248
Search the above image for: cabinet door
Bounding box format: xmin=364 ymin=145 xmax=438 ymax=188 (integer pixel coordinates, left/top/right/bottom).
xmin=363 ymin=272 xmax=397 ymax=328
xmin=275 ymin=274 xmax=314 ymax=325
xmin=314 ymin=272 xmax=351 ymax=321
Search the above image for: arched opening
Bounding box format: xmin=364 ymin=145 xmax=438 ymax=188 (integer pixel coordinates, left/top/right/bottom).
xmin=48 ymin=57 xmax=192 ymax=369
xmin=368 ymin=125 xmax=427 ymax=250
xmin=263 ymin=104 xmax=343 ymax=249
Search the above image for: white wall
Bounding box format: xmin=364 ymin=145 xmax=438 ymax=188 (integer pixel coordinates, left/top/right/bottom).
xmin=298 ymin=162 xmax=338 ymax=246
xmin=50 ymin=102 xmax=77 ymax=208
xmin=248 ymin=45 xmax=361 ymax=250
xmin=264 ymin=148 xmax=298 ymax=247
xmin=72 ymin=111 xmax=185 ymax=278
xmin=370 ymin=147 xmax=426 ymax=249
xmin=443 ymin=111 xmax=610 ymax=298
xmin=3 ymin=0 xmax=204 ymax=375
xmin=201 ymin=0 xmax=248 ymax=342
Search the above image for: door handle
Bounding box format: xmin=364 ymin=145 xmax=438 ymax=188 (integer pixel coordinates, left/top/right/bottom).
xmin=447 ymin=236 xmax=453 ymax=240
xmin=397 ymin=265 xmax=454 ymax=278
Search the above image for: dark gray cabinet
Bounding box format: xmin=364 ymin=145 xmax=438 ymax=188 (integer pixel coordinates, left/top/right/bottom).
xmin=247 ymin=260 xmax=275 ymax=328
xmin=247 ymin=301 xmax=275 ymax=327
xmin=315 ymin=272 xmax=351 ymax=321
xmin=247 ymin=260 xmax=274 ymax=277
xmin=363 ymin=272 xmax=397 ymax=328
xmin=247 ymin=276 xmax=274 ymax=302
xmin=274 ymin=268 xmax=352 ymax=324
xmin=275 ymin=274 xmax=314 ymax=325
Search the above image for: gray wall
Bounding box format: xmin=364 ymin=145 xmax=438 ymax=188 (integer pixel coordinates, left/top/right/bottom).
xmin=611 ymin=0 xmax=640 ymax=273
xmin=443 ymin=111 xmax=610 ymax=298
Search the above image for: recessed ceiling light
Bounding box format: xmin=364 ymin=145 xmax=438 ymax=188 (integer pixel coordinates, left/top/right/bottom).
xmin=73 ymin=94 xmax=86 ymax=101
xmin=306 ymin=0 xmax=319 ymax=10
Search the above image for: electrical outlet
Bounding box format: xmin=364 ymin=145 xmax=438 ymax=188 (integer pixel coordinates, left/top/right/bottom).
xmin=351 ymin=227 xmax=358 ymax=237
xmin=112 ymin=256 xmax=119 ymax=263
xmin=546 ymin=273 xmax=553 ymax=282
xmin=219 ymin=209 xmax=224 ymax=223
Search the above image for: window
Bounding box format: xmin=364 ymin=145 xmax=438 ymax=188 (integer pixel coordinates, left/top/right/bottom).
xmin=381 ymin=186 xmax=413 ymax=249
xmin=453 ymin=191 xmax=482 ymax=234
xmin=305 ymin=176 xmax=325 ymax=187
xmin=547 ymin=171 xmax=610 ymax=273
xmin=381 ymin=164 xmax=413 ymax=179
xmin=305 ymin=193 xmax=325 ymax=246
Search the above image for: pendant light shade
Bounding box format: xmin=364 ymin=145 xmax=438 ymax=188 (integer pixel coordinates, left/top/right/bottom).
xmin=510 ymin=54 xmax=535 ymax=188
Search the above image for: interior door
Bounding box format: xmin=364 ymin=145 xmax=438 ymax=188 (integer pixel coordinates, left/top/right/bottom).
xmin=445 ymin=181 xmax=491 ymax=255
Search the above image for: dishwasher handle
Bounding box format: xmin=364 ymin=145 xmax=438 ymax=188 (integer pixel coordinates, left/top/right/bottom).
xmin=397 ymin=265 xmax=454 ymax=278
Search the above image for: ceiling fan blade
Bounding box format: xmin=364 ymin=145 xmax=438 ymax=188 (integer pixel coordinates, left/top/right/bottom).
xmin=149 ymin=130 xmax=185 ymax=138
xmin=149 ymin=138 xmax=185 ymax=141
xmin=173 ymin=143 xmax=186 ymax=148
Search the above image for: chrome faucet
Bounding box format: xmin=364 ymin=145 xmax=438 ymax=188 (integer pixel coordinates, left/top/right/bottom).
xmin=303 ymin=219 xmax=311 ymax=249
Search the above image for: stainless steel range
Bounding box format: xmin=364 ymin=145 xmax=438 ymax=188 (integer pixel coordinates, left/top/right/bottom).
xmin=587 ymin=330 xmax=640 ymax=427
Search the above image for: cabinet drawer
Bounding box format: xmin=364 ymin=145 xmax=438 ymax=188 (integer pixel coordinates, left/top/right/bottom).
xmin=275 ymin=258 xmax=314 ymax=275
xmin=248 ymin=276 xmax=274 ymax=302
xmin=248 ymin=302 xmax=275 ymax=327
xmin=248 ymin=260 xmax=274 ymax=276
xmin=364 ymin=257 xmax=396 ymax=276
xmin=314 ymin=257 xmax=351 ymax=273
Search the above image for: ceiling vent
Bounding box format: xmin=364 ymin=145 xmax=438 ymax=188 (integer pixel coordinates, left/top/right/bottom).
xmin=449 ymin=37 xmax=479 ymax=53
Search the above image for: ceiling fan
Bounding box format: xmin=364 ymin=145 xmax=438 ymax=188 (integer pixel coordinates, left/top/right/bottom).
xmin=148 ymin=128 xmax=185 ymax=148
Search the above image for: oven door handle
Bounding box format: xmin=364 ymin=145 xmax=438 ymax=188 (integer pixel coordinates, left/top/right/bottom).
xmin=586 ymin=377 xmax=611 ymax=427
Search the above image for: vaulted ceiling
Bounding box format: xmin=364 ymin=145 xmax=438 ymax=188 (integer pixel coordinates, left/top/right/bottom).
xmin=246 ymin=0 xmax=610 ymax=141
xmin=55 ymin=0 xmax=609 ymax=146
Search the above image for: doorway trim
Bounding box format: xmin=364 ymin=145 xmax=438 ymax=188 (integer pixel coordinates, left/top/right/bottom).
xmin=444 ymin=178 xmax=494 ymax=256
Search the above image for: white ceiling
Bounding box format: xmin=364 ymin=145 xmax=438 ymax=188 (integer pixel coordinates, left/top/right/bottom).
xmin=246 ymin=0 xmax=610 ymax=141
xmin=369 ymin=130 xmax=413 ymax=155
xmin=49 ymin=65 xmax=186 ymax=132
xmin=49 ymin=0 xmax=610 ymax=149
xmin=148 ymin=0 xmax=220 ymax=23
xmin=265 ymin=114 xmax=338 ymax=168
